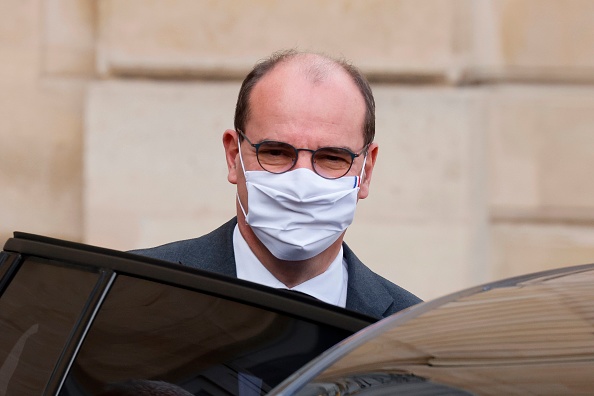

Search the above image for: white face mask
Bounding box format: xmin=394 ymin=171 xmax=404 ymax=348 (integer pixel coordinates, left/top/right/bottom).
xmin=237 ymin=146 xmax=365 ymax=261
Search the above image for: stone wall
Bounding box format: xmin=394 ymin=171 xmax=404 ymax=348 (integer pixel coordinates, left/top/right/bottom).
xmin=3 ymin=0 xmax=594 ymax=299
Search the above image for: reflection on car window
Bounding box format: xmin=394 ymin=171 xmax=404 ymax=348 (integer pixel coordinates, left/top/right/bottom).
xmin=98 ymin=379 xmax=194 ymax=395
xmin=0 ymin=251 xmax=7 ymax=272
xmin=0 ymin=252 xmax=17 ymax=293
xmin=0 ymin=252 xmax=12 ymax=292
xmin=296 ymin=373 xmax=473 ymax=395
xmin=61 ymin=275 xmax=354 ymax=396
xmin=0 ymin=258 xmax=99 ymax=395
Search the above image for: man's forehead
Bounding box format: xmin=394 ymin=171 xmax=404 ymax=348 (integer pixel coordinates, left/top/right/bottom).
xmin=251 ymin=57 xmax=360 ymax=106
xmin=265 ymin=54 xmax=346 ymax=84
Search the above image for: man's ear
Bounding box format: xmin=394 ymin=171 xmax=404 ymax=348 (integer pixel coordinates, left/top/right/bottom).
xmin=223 ymin=129 xmax=239 ymax=184
xmin=358 ymin=142 xmax=378 ymax=200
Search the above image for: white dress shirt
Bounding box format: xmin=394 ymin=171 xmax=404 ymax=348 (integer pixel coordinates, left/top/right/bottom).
xmin=233 ymin=225 xmax=348 ymax=307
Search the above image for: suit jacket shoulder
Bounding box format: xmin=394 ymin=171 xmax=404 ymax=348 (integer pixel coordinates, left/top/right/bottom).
xmin=343 ymin=243 xmax=421 ymax=319
xmin=129 ymin=218 xmax=238 ymax=277
xmin=131 ymin=218 xmax=421 ymax=319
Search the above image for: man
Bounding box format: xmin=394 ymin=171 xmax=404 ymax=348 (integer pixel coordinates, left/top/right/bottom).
xmin=133 ymin=50 xmax=421 ymax=319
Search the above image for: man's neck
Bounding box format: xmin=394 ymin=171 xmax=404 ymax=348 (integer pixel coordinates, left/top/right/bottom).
xmin=236 ymin=220 xmax=343 ymax=288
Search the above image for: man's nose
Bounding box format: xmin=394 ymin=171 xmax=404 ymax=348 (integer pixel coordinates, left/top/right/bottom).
xmin=293 ymin=149 xmax=315 ymax=171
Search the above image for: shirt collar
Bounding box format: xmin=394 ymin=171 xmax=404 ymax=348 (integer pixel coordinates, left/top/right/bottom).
xmin=233 ymin=225 xmax=348 ymax=307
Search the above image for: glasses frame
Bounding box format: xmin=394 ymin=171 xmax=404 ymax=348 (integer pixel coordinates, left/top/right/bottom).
xmin=237 ymin=129 xmax=368 ymax=179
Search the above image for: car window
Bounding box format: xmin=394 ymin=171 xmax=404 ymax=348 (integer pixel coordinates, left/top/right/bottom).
xmin=0 ymin=251 xmax=7 ymax=273
xmin=0 ymin=252 xmax=15 ymax=293
xmin=0 ymin=258 xmax=100 ymax=395
xmin=59 ymin=274 xmax=356 ymax=396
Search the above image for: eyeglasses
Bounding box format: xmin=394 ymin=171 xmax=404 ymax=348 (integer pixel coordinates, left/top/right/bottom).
xmin=237 ymin=129 xmax=367 ymax=179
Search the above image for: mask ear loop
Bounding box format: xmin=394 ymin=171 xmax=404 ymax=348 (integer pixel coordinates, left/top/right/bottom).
xmin=357 ymin=153 xmax=368 ymax=187
xmin=236 ymin=132 xmax=250 ymax=222
xmin=237 ymin=131 xmax=247 ymax=173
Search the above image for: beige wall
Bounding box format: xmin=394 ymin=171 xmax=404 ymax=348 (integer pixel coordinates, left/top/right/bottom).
xmin=3 ymin=0 xmax=594 ymax=300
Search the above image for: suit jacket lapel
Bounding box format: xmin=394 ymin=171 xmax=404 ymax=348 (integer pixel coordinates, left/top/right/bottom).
xmin=207 ymin=217 xmax=237 ymax=277
xmin=344 ymin=243 xmax=395 ymax=319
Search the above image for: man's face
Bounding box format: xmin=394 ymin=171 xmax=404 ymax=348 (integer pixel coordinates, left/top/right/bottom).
xmin=224 ymin=59 xmax=378 ymax=217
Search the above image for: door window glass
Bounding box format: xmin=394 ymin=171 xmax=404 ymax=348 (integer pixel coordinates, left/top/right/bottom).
xmin=0 ymin=252 xmax=15 ymax=292
xmin=61 ymin=275 xmax=354 ymax=395
xmin=0 ymin=258 xmax=100 ymax=395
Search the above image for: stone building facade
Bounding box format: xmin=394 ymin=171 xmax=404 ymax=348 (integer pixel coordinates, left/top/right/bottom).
xmin=2 ymin=0 xmax=594 ymax=299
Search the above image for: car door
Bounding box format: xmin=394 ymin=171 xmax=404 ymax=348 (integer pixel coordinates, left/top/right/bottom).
xmin=0 ymin=251 xmax=105 ymax=395
xmin=1 ymin=233 xmax=374 ymax=395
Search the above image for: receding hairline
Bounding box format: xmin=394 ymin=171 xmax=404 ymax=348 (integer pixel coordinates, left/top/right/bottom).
xmin=264 ymin=51 xmax=353 ymax=86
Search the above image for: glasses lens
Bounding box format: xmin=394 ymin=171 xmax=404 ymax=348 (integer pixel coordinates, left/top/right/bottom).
xmin=256 ymin=142 xmax=297 ymax=173
xmin=313 ymin=148 xmax=354 ymax=178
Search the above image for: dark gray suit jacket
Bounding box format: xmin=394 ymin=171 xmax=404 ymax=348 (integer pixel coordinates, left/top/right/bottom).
xmin=131 ymin=218 xmax=421 ymax=319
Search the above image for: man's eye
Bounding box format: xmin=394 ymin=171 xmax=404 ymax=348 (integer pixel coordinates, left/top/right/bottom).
xmin=315 ymin=149 xmax=351 ymax=164
xmin=325 ymin=155 xmax=349 ymax=163
xmin=266 ymin=149 xmax=285 ymax=157
xmin=260 ymin=147 xmax=292 ymax=157
xmin=258 ymin=143 xmax=296 ymax=165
